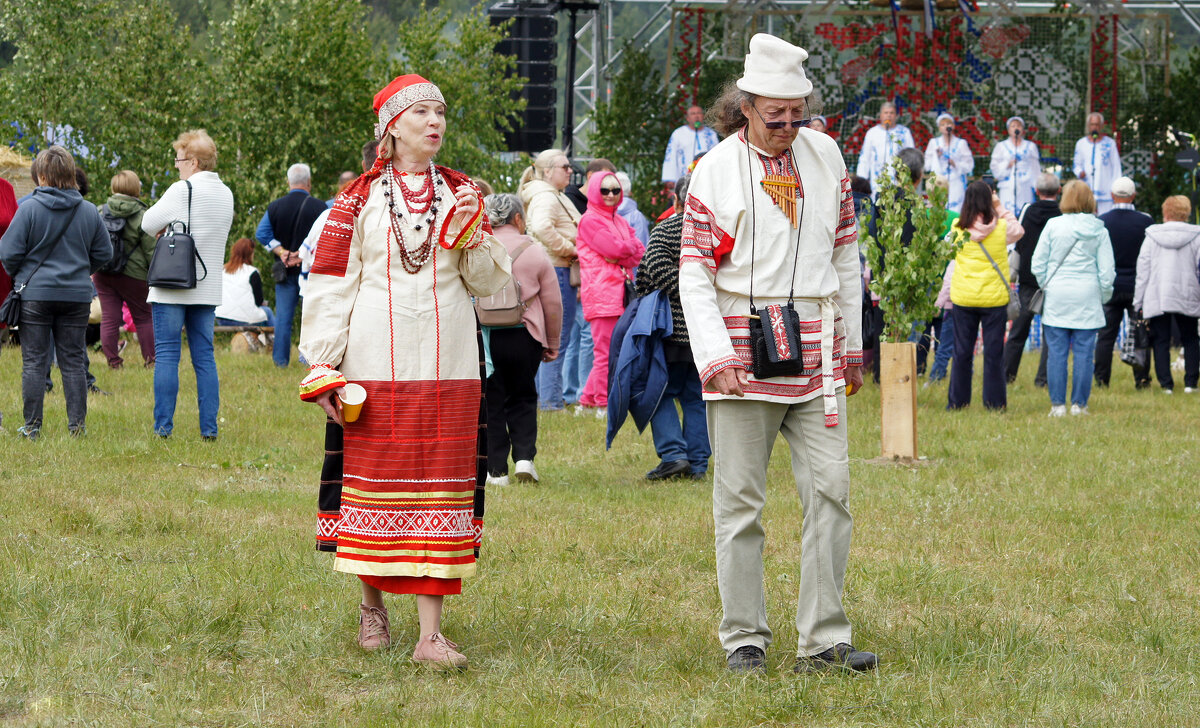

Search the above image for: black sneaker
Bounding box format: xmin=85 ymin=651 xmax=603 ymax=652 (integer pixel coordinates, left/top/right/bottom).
xmin=727 ymin=645 xmax=766 ymax=673
xmin=645 ymin=459 xmax=691 ymax=481
xmin=795 ymin=643 xmax=877 ymax=674
xmin=88 ymin=384 xmax=111 ymax=396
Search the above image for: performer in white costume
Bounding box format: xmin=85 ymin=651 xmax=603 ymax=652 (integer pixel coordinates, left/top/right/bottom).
xmin=856 ymin=101 xmax=914 ymax=198
xmin=990 ymin=116 xmax=1041 ymax=216
xmin=661 ymin=105 xmax=720 ymax=189
xmin=924 ymin=113 xmax=974 ymax=212
xmin=1073 ymin=112 xmax=1122 ymax=215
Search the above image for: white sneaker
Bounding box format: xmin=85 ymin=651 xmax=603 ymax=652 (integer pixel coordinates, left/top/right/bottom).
xmin=594 ymin=407 xmax=607 ymax=420
xmin=1163 ymin=389 xmax=1174 ymax=395
xmin=1048 ymin=405 xmax=1067 ymax=418
xmin=1069 ymin=404 xmax=1088 ymax=416
xmin=573 ymin=405 xmax=587 ymax=417
xmin=485 ymin=474 xmax=509 ymax=487
xmin=513 ymin=460 xmax=539 ymax=483
xmin=1185 ymin=387 xmax=1197 ymax=394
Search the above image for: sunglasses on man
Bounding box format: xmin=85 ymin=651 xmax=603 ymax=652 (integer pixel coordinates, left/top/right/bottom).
xmin=753 ymin=104 xmax=811 ymax=130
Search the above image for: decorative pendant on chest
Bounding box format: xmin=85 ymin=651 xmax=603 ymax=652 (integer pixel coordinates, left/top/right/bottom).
xmin=761 ymin=174 xmax=802 ymax=228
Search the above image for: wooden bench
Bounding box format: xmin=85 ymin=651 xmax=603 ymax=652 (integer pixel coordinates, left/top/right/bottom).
xmin=214 ymin=325 xmax=275 ymax=354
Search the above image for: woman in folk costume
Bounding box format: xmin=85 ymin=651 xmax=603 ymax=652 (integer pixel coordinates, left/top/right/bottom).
xmin=297 ymin=75 xmax=511 ymax=668
xmin=924 ymin=113 xmax=974 ymax=212
xmin=989 ymin=116 xmax=1041 ymax=216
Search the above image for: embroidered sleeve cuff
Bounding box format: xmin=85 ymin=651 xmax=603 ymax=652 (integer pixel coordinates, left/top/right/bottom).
xmin=699 ymin=355 xmax=745 ymax=386
xmin=844 ymin=350 xmax=864 ymax=367
xmin=299 ymin=366 xmax=347 ymax=402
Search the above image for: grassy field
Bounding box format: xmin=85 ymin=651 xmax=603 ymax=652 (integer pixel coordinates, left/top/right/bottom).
xmin=1 ymin=339 xmax=1197 ymax=727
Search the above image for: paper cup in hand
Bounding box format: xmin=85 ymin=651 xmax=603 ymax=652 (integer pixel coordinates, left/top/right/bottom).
xmin=338 ymin=383 xmax=366 ymax=423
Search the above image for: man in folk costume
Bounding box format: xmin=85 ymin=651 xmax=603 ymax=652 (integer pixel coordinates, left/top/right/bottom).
xmin=856 ymin=100 xmax=915 ymax=198
xmin=662 ymin=105 xmax=720 ymax=192
xmin=679 ymin=34 xmax=876 ymax=674
xmin=1073 ymin=112 xmax=1122 ymax=215
xmin=924 ymin=112 xmax=975 ymax=212
xmin=990 ymin=116 xmax=1042 ymax=216
xmin=297 ymin=74 xmax=511 ymax=668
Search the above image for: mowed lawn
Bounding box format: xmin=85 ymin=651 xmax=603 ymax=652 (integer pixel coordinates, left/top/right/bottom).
xmin=1 ymin=338 xmax=1197 ymax=727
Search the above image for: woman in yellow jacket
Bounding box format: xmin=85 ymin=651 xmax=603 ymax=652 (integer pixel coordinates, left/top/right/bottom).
xmin=948 ymin=181 xmax=1025 ymax=410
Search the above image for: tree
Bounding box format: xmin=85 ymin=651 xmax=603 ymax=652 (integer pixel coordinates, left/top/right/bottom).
xmin=863 ymin=159 xmax=952 ymax=343
xmin=207 ymin=0 xmax=378 ymax=236
xmin=590 ymin=46 xmax=676 ymax=215
xmin=390 ymin=3 xmax=527 ymax=191
xmin=0 ymin=0 xmax=200 ymax=202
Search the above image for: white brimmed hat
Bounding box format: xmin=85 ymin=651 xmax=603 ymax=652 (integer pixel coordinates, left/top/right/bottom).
xmin=936 ymin=112 xmax=955 ymax=125
xmin=736 ymin=34 xmax=813 ymax=99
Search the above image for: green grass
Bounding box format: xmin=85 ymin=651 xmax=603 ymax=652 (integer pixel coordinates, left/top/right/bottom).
xmin=1 ymin=339 xmax=1197 ymax=726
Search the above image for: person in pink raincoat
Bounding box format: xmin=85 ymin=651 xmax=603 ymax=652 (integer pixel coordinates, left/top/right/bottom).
xmin=575 ymin=171 xmax=644 ymax=411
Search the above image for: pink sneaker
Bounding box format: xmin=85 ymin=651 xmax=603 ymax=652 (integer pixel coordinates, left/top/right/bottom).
xmin=357 ymin=604 xmax=390 ymax=650
xmin=412 ymin=632 xmax=468 ymax=669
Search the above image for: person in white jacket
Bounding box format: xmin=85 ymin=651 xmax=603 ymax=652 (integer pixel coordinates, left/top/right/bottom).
xmin=1134 ymin=195 xmax=1200 ymax=393
xmin=924 ymin=113 xmax=974 ymax=212
xmin=990 ymin=116 xmax=1041 ymax=216
xmin=856 ymin=101 xmax=914 ymax=198
xmin=1073 ymin=112 xmax=1122 ymax=215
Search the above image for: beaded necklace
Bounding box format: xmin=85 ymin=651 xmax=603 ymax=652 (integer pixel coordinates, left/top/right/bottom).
xmin=382 ymin=162 xmax=444 ymax=274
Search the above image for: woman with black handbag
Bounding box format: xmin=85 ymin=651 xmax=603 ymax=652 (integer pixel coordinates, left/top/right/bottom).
xmin=141 ymin=129 xmax=234 ymax=440
xmin=0 ymin=146 xmax=112 ymax=438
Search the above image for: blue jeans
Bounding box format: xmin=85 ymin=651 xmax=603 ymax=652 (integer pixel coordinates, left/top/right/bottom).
xmin=152 ymin=303 xmax=219 ymax=437
xmin=649 ymin=360 xmax=711 ymax=473
xmin=563 ymin=305 xmax=593 ymax=403
xmin=1043 ymin=325 xmax=1098 ymax=407
xmin=536 ymin=267 xmax=577 ymax=409
xmin=928 ymin=308 xmax=954 ymax=381
xmin=216 ymin=305 xmax=275 ymax=328
xmin=273 ymin=275 xmax=300 ymax=366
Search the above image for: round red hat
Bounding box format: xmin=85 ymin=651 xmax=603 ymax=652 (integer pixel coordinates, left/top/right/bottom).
xmin=373 ymin=74 xmax=445 ymax=139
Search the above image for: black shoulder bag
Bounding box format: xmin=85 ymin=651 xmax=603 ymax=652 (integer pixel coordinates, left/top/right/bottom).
xmin=147 ymin=180 xmax=208 ymax=289
xmin=745 ymin=142 xmax=807 ymax=379
xmin=0 ymin=204 xmax=82 ymax=328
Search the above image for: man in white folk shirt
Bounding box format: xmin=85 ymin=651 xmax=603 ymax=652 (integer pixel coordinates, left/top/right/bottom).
xmin=924 ymin=112 xmax=975 ymax=212
xmin=679 ymin=33 xmax=875 ymax=675
xmin=856 ymin=100 xmax=914 ymax=198
xmin=990 ymin=116 xmax=1041 ymax=216
xmin=1074 ymin=112 xmax=1122 ymax=215
xmin=661 ymin=104 xmax=719 ymax=193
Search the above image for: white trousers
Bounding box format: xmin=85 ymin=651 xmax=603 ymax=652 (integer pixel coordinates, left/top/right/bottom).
xmin=709 ymin=394 xmax=854 ymax=656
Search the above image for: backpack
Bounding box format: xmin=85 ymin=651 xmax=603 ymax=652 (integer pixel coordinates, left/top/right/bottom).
xmin=98 ymin=205 xmax=130 ymax=274
xmin=474 ymin=241 xmax=535 ymax=326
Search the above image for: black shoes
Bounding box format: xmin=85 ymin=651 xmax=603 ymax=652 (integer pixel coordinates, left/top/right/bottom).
xmin=795 ymin=643 xmax=878 ymax=674
xmin=727 ymin=645 xmax=766 ymax=673
xmin=88 ymin=383 xmax=111 ymax=396
xmin=645 ymin=459 xmax=691 ymax=481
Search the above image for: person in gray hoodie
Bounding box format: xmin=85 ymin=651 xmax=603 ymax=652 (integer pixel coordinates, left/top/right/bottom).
xmin=0 ymin=146 xmax=112 ymax=438
xmin=1134 ymin=195 xmax=1200 ymax=393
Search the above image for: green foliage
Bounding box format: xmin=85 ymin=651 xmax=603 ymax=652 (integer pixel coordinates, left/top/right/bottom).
xmin=863 ymin=158 xmax=953 ymax=343
xmin=208 ymin=0 xmax=378 ymax=236
xmin=590 ymin=46 xmax=675 ymax=215
xmin=391 ymin=3 xmax=528 ymax=192
xmin=1123 ymin=47 xmax=1200 ymax=222
xmin=0 ymin=0 xmax=201 ymax=202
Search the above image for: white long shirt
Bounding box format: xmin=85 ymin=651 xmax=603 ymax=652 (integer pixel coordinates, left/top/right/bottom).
xmin=1073 ymin=135 xmax=1122 ymax=214
xmin=661 ymin=124 xmax=720 ymax=183
xmin=856 ymin=123 xmax=915 ymax=197
xmin=924 ymin=135 xmax=975 ymax=212
xmin=990 ymin=138 xmax=1041 ymax=216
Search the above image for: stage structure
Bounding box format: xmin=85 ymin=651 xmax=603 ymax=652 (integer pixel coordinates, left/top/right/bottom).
xmin=564 ymin=0 xmax=1184 ymax=177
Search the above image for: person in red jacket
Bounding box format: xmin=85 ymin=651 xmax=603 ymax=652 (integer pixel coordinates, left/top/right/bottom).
xmin=575 ymin=171 xmax=644 ymax=413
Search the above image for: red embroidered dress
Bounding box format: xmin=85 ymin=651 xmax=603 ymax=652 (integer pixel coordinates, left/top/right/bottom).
xmin=298 ymin=160 xmax=509 ymax=594
xmin=679 ymin=127 xmax=863 ymax=427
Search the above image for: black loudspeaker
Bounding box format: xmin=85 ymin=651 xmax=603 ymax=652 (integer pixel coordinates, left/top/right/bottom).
xmin=488 ymin=2 xmax=558 ymax=152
